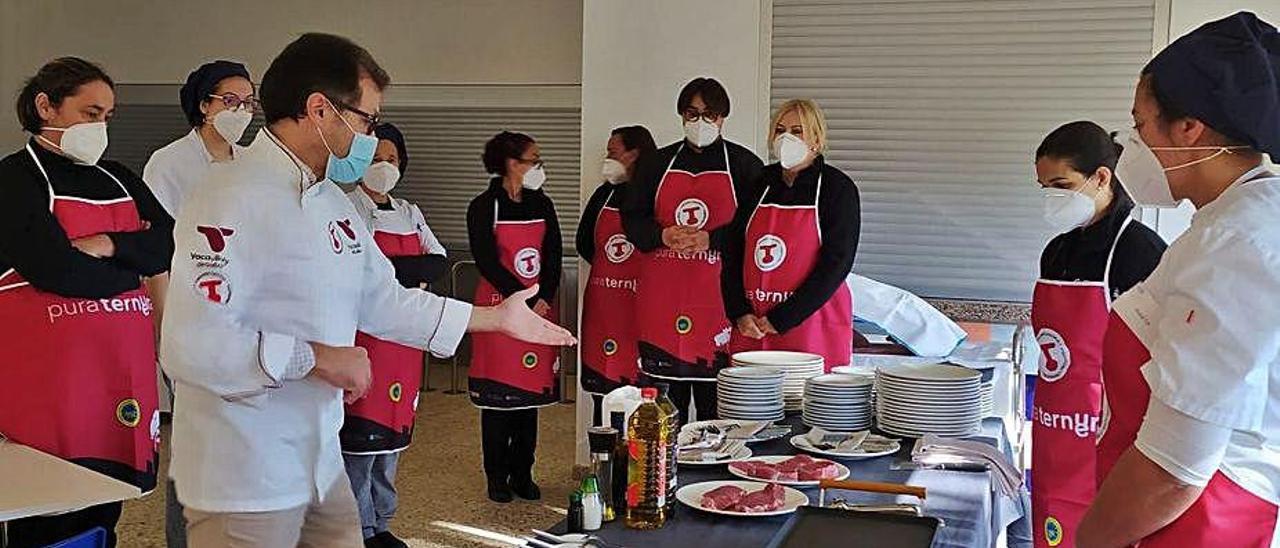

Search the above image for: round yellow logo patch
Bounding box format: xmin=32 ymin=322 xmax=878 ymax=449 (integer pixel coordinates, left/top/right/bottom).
xmin=389 ymin=382 xmax=403 ymax=403
xmin=675 ymin=315 xmax=693 ymax=335
xmin=116 ymin=398 xmax=140 ymax=428
xmin=522 ymin=352 xmax=538 ymax=369
xmin=603 ymin=338 xmax=618 ymax=356
xmin=1044 ymin=516 xmax=1063 ymax=547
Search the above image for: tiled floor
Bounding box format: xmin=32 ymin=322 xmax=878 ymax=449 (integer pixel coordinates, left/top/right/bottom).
xmin=118 ymin=373 xmax=579 ymax=548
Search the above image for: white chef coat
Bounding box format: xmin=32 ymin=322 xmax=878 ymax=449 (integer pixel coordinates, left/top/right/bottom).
xmin=161 ymin=129 xmax=472 ymax=513
xmin=347 ymin=188 xmax=447 ymax=257
xmin=1116 ymin=165 xmax=1280 ymax=506
xmin=142 ymin=128 xmax=246 ymax=216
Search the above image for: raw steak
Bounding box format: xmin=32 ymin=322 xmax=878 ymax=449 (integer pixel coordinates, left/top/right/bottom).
xmin=736 ymin=483 xmax=786 ymax=513
xmin=700 ymin=485 xmax=747 ymax=510
xmin=798 ymin=460 xmax=841 ymax=481
xmin=730 ymin=461 xmax=780 ymax=480
xmin=776 ymin=454 xmax=816 ymax=473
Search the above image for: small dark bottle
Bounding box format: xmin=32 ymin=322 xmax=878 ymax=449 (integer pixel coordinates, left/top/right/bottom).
xmin=610 ymin=411 xmax=628 ymax=513
xmin=567 ymin=490 xmax=585 ymax=534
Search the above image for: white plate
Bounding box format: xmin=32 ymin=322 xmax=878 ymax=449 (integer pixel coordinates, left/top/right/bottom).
xmin=677 ymin=443 xmax=753 ymax=465
xmin=879 ymin=423 xmax=981 ymax=439
xmin=720 ymin=412 xmax=786 ymax=422
xmin=877 ymin=413 xmax=983 ymax=427
xmin=808 ymin=374 xmax=874 ymax=389
xmin=720 ymin=366 xmax=787 ymax=378
xmin=676 ymin=480 xmax=809 ymax=517
xmin=878 ymin=416 xmax=982 ymax=432
xmin=789 ymin=434 xmax=901 ymax=460
xmin=877 ymin=363 xmax=981 ymax=382
xmin=726 ymin=455 xmax=851 ymax=486
xmin=732 ymin=351 xmax=825 ymax=366
xmin=876 ymin=377 xmax=980 ymax=392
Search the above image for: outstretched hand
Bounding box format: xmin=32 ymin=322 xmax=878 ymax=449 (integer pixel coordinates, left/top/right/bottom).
xmin=494 ymin=285 xmax=576 ymax=346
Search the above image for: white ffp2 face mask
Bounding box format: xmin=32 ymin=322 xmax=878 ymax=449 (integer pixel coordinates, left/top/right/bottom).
xmin=601 ymin=158 xmax=627 ymax=184
xmin=522 ymin=164 xmax=547 ymax=190
xmin=684 ymin=119 xmax=721 ymax=148
xmin=363 ymin=161 xmax=400 ymax=194
xmin=40 ymin=122 xmax=109 ymax=165
xmin=212 ymin=109 xmax=254 ymax=145
xmin=773 ymin=133 xmax=811 ymax=170
xmin=1114 ymin=129 xmax=1250 ymax=208
xmin=1042 ymin=178 xmax=1101 ymax=233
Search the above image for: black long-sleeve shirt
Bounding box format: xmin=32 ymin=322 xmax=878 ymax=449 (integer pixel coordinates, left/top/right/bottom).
xmin=0 ymin=140 xmax=174 ymax=299
xmin=466 ymin=178 xmax=562 ymax=305
xmin=722 ymin=156 xmax=862 ymax=332
xmin=372 ymin=200 xmax=448 ymax=287
xmin=1039 ymin=192 xmax=1167 ymax=300
xmin=622 ymin=138 xmax=764 ymax=253
xmin=576 ymin=182 xmax=628 ymax=264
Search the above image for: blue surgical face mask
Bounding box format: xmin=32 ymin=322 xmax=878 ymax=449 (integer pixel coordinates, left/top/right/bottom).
xmin=316 ymin=97 xmax=377 ymax=183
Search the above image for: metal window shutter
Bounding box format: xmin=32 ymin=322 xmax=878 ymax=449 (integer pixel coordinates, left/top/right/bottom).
xmin=381 ymin=106 xmax=583 ymax=255
xmin=771 ymin=0 xmax=1155 ymax=301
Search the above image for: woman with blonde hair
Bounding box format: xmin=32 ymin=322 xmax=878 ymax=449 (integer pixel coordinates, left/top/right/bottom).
xmin=723 ymin=98 xmax=860 ymax=370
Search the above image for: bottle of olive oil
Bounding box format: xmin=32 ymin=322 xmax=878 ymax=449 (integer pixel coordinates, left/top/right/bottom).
xmin=625 ymin=388 xmax=670 ymax=529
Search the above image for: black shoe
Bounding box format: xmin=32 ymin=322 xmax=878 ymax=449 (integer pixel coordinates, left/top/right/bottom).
xmin=370 ymin=531 xmax=409 ymax=548
xmin=511 ymin=479 xmax=541 ymax=501
xmin=363 ymin=534 xmax=385 ymax=548
xmin=488 ymin=481 xmax=514 ymax=503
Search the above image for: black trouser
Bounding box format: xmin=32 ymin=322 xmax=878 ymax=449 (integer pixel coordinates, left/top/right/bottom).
xmin=480 ymin=408 xmax=538 ymax=486
xmin=4 ymin=501 xmax=122 ymax=548
xmin=664 ymin=380 xmax=718 ymax=426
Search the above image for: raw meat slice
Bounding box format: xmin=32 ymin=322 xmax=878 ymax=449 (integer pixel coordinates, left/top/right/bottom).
xmin=777 ymin=454 xmax=816 ymax=473
xmin=736 ymin=483 xmax=786 ymax=513
xmin=700 ymin=485 xmax=747 ymax=510
xmin=798 ymin=460 xmax=841 ymax=481
xmin=731 ymin=461 xmax=783 ymax=480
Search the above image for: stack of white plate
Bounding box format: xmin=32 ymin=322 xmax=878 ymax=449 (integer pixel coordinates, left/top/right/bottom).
xmin=732 ymin=351 xmax=825 ymax=411
xmin=875 ymin=364 xmax=983 ymax=438
xmin=802 ymin=374 xmax=873 ymax=432
xmin=979 ymin=381 xmax=995 ymax=416
xmin=717 ymin=367 xmax=785 ymax=422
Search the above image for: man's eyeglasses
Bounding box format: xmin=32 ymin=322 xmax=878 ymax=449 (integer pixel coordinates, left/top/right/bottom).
xmin=682 ymin=108 xmax=723 ymax=123
xmin=208 ymin=93 xmax=259 ymax=112
xmin=329 ymin=97 xmax=381 ymax=135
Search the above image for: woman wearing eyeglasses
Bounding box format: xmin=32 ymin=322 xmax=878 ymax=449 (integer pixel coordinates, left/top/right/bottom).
xmin=144 ymin=60 xmax=255 ymax=216
xmin=466 ymin=131 xmax=563 ymax=503
xmin=141 ymin=59 xmax=254 ymax=548
xmin=622 ymin=77 xmax=764 ymax=425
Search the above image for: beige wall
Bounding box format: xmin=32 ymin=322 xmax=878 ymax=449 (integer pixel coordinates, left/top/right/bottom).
xmin=0 ymin=0 xmax=583 ymax=150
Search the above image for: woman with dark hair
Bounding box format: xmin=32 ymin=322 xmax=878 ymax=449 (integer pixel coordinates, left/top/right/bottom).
xmin=144 ymin=60 xmax=255 ymax=216
xmin=577 ymin=125 xmax=656 ymax=424
xmin=0 ymin=57 xmax=174 ymax=547
xmin=622 ymin=77 xmax=764 ymax=425
xmin=1028 ymin=120 xmax=1165 ymax=548
xmin=467 ymin=131 xmax=563 ymax=503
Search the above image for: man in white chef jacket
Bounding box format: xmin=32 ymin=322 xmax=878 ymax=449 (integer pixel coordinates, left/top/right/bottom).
xmin=160 ymin=33 xmax=575 ymax=547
